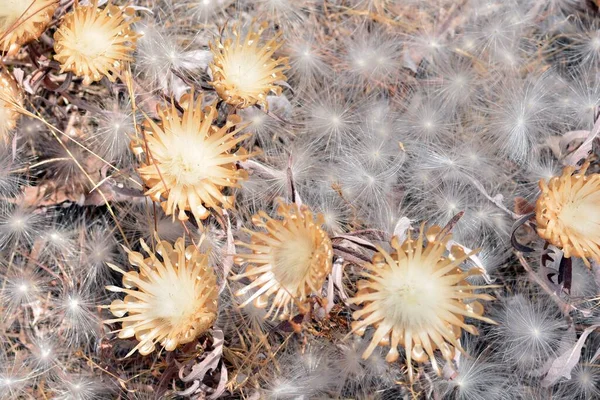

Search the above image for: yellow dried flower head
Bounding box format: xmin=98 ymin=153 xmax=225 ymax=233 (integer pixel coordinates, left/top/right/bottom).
xmin=209 ymin=22 xmax=289 ymax=110
xmin=0 ymin=0 xmax=58 ymax=54
xmin=349 ymin=224 xmax=495 ymax=381
xmin=131 ymin=94 xmax=253 ymax=224
xmin=0 ymin=68 xmax=23 ymax=142
xmin=105 ymin=236 xmax=218 ymax=356
xmin=53 ymin=1 xmax=139 ymax=85
xmin=232 ymin=201 xmax=333 ymax=320
xmin=536 ymin=162 xmax=600 ymax=267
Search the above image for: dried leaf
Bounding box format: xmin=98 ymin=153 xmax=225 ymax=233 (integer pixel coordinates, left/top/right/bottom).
xmin=541 ymin=324 xmax=600 ymax=387
xmin=176 ymin=330 xmax=227 ymax=399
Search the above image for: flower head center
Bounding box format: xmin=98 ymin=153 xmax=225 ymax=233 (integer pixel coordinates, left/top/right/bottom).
xmin=222 ymin=49 xmax=266 ymax=93
xmin=71 ymin=26 xmax=111 ymax=58
xmin=149 ymin=270 xmax=199 ymax=326
xmin=271 ymin=234 xmax=316 ymax=291
xmin=379 ymin=261 xmax=446 ymax=328
xmin=162 ymin=136 xmax=217 ymax=185
xmin=559 ymin=194 xmax=600 ymax=237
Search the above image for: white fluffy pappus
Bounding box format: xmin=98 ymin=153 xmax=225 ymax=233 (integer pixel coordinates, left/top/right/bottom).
xmin=78 ymin=221 xmax=119 ymax=288
xmin=399 ymin=89 xmax=455 ymax=142
xmin=336 ymin=134 xmax=404 ymax=219
xmin=359 ymin=97 xmax=403 ymax=140
xmin=219 ymin=282 xmax=273 ymax=336
xmin=262 ymin=341 xmax=337 ymax=399
xmin=238 ymin=95 xmax=294 ymax=150
xmin=333 ymin=336 xmax=401 ymax=398
xmin=240 ymin=140 xmax=320 ymax=209
xmin=38 ymin=220 xmax=78 ymax=264
xmin=248 ymin=0 xmax=311 ymax=26
xmin=303 ymin=183 xmax=352 ymax=235
xmin=517 ymin=151 xmax=562 ymax=200
xmin=298 ymin=89 xmax=361 ymax=156
xmin=53 ymin=287 xmax=102 ymax=347
xmin=568 ymin=258 xmax=598 ymax=298
xmin=49 ymin=373 xmax=114 ymax=400
xmin=176 ymin=0 xmax=233 ymax=22
xmin=485 ymin=73 xmax=555 ymax=163
xmin=570 ymin=18 xmax=600 ymax=67
xmin=133 ymin=23 xmax=210 ymax=98
xmin=406 ymin=24 xmax=449 ymax=65
xmin=0 ymin=264 xmax=47 ymax=324
xmin=86 ymin=94 xmax=138 ymax=165
xmin=121 ymin=202 xmax=190 ymax=245
xmin=0 ymin=352 xmax=35 ymax=400
xmin=24 ymin=334 xmax=67 ymax=373
xmin=284 ymin=27 xmax=331 ymax=92
xmin=434 ymin=340 xmax=510 ymax=400
xmin=467 ymin=1 xmax=532 ymax=60
xmin=340 ymin=25 xmax=404 ymax=88
xmin=408 ymin=137 xmax=500 ymax=188
xmin=427 ymin=52 xmax=481 ymax=112
xmin=0 ymin=204 xmax=48 ymax=248
xmin=488 ymin=293 xmax=573 ymax=374
xmin=0 ymin=145 xmax=25 ymax=199
xmin=560 ymin=66 xmax=600 ymax=130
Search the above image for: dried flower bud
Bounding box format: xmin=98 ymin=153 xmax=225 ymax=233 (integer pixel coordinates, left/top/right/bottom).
xmin=209 ymin=22 xmax=289 ymax=110
xmin=53 ymin=1 xmax=139 ymax=85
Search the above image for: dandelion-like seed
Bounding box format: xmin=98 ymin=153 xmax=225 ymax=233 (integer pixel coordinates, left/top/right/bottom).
xmin=0 ymin=0 xmax=58 ymax=53
xmin=233 ymin=202 xmax=333 ymax=320
xmin=105 ymin=236 xmax=218 ymax=356
xmin=348 ymin=224 xmax=495 ymax=381
xmin=132 ymin=94 xmax=253 ymax=223
xmin=536 ymin=162 xmax=600 ymax=267
xmin=53 ymin=1 xmax=139 ymax=85
xmin=0 ymin=69 xmax=23 ymax=142
xmin=209 ymin=22 xmax=289 ymax=109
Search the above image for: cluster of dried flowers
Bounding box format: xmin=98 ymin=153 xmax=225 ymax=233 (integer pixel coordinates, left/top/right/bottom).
xmin=1 ymin=0 xmax=600 ymax=399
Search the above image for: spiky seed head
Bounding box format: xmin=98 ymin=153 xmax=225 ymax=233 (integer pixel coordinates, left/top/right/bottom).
xmin=348 ymin=223 xmax=495 ymax=381
xmin=209 ymin=22 xmax=289 ymax=110
xmin=105 ymin=236 xmax=218 ymax=356
xmin=131 ymin=93 xmax=254 ymax=224
xmin=0 ymin=0 xmax=58 ymax=54
xmin=232 ymin=201 xmax=333 ymax=320
xmin=53 ymin=1 xmax=139 ymax=85
xmin=536 ymin=162 xmax=600 ymax=267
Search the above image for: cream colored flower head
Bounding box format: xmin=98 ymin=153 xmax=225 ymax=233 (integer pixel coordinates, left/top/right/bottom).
xmin=209 ymin=21 xmax=289 ymax=110
xmin=132 ymin=93 xmax=254 ymax=224
xmin=536 ymin=161 xmax=600 ymax=267
xmin=349 ymin=223 xmax=495 ymax=381
xmin=0 ymin=0 xmax=58 ymax=54
xmin=232 ymin=201 xmax=333 ymax=320
xmin=0 ymin=69 xmax=23 ymax=143
xmin=53 ymin=1 xmax=139 ymax=85
xmin=105 ymin=236 xmax=218 ymax=356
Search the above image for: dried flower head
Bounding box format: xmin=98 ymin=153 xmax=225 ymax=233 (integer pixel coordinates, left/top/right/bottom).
xmin=0 ymin=69 xmax=23 ymax=142
xmin=536 ymin=162 xmax=600 ymax=266
xmin=233 ymin=201 xmax=333 ymax=320
xmin=53 ymin=1 xmax=139 ymax=85
xmin=209 ymin=22 xmax=289 ymax=109
xmin=0 ymin=0 xmax=58 ymax=53
xmin=131 ymin=94 xmax=253 ymax=223
xmin=348 ymin=224 xmax=495 ymax=381
xmin=105 ymin=236 xmax=218 ymax=356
